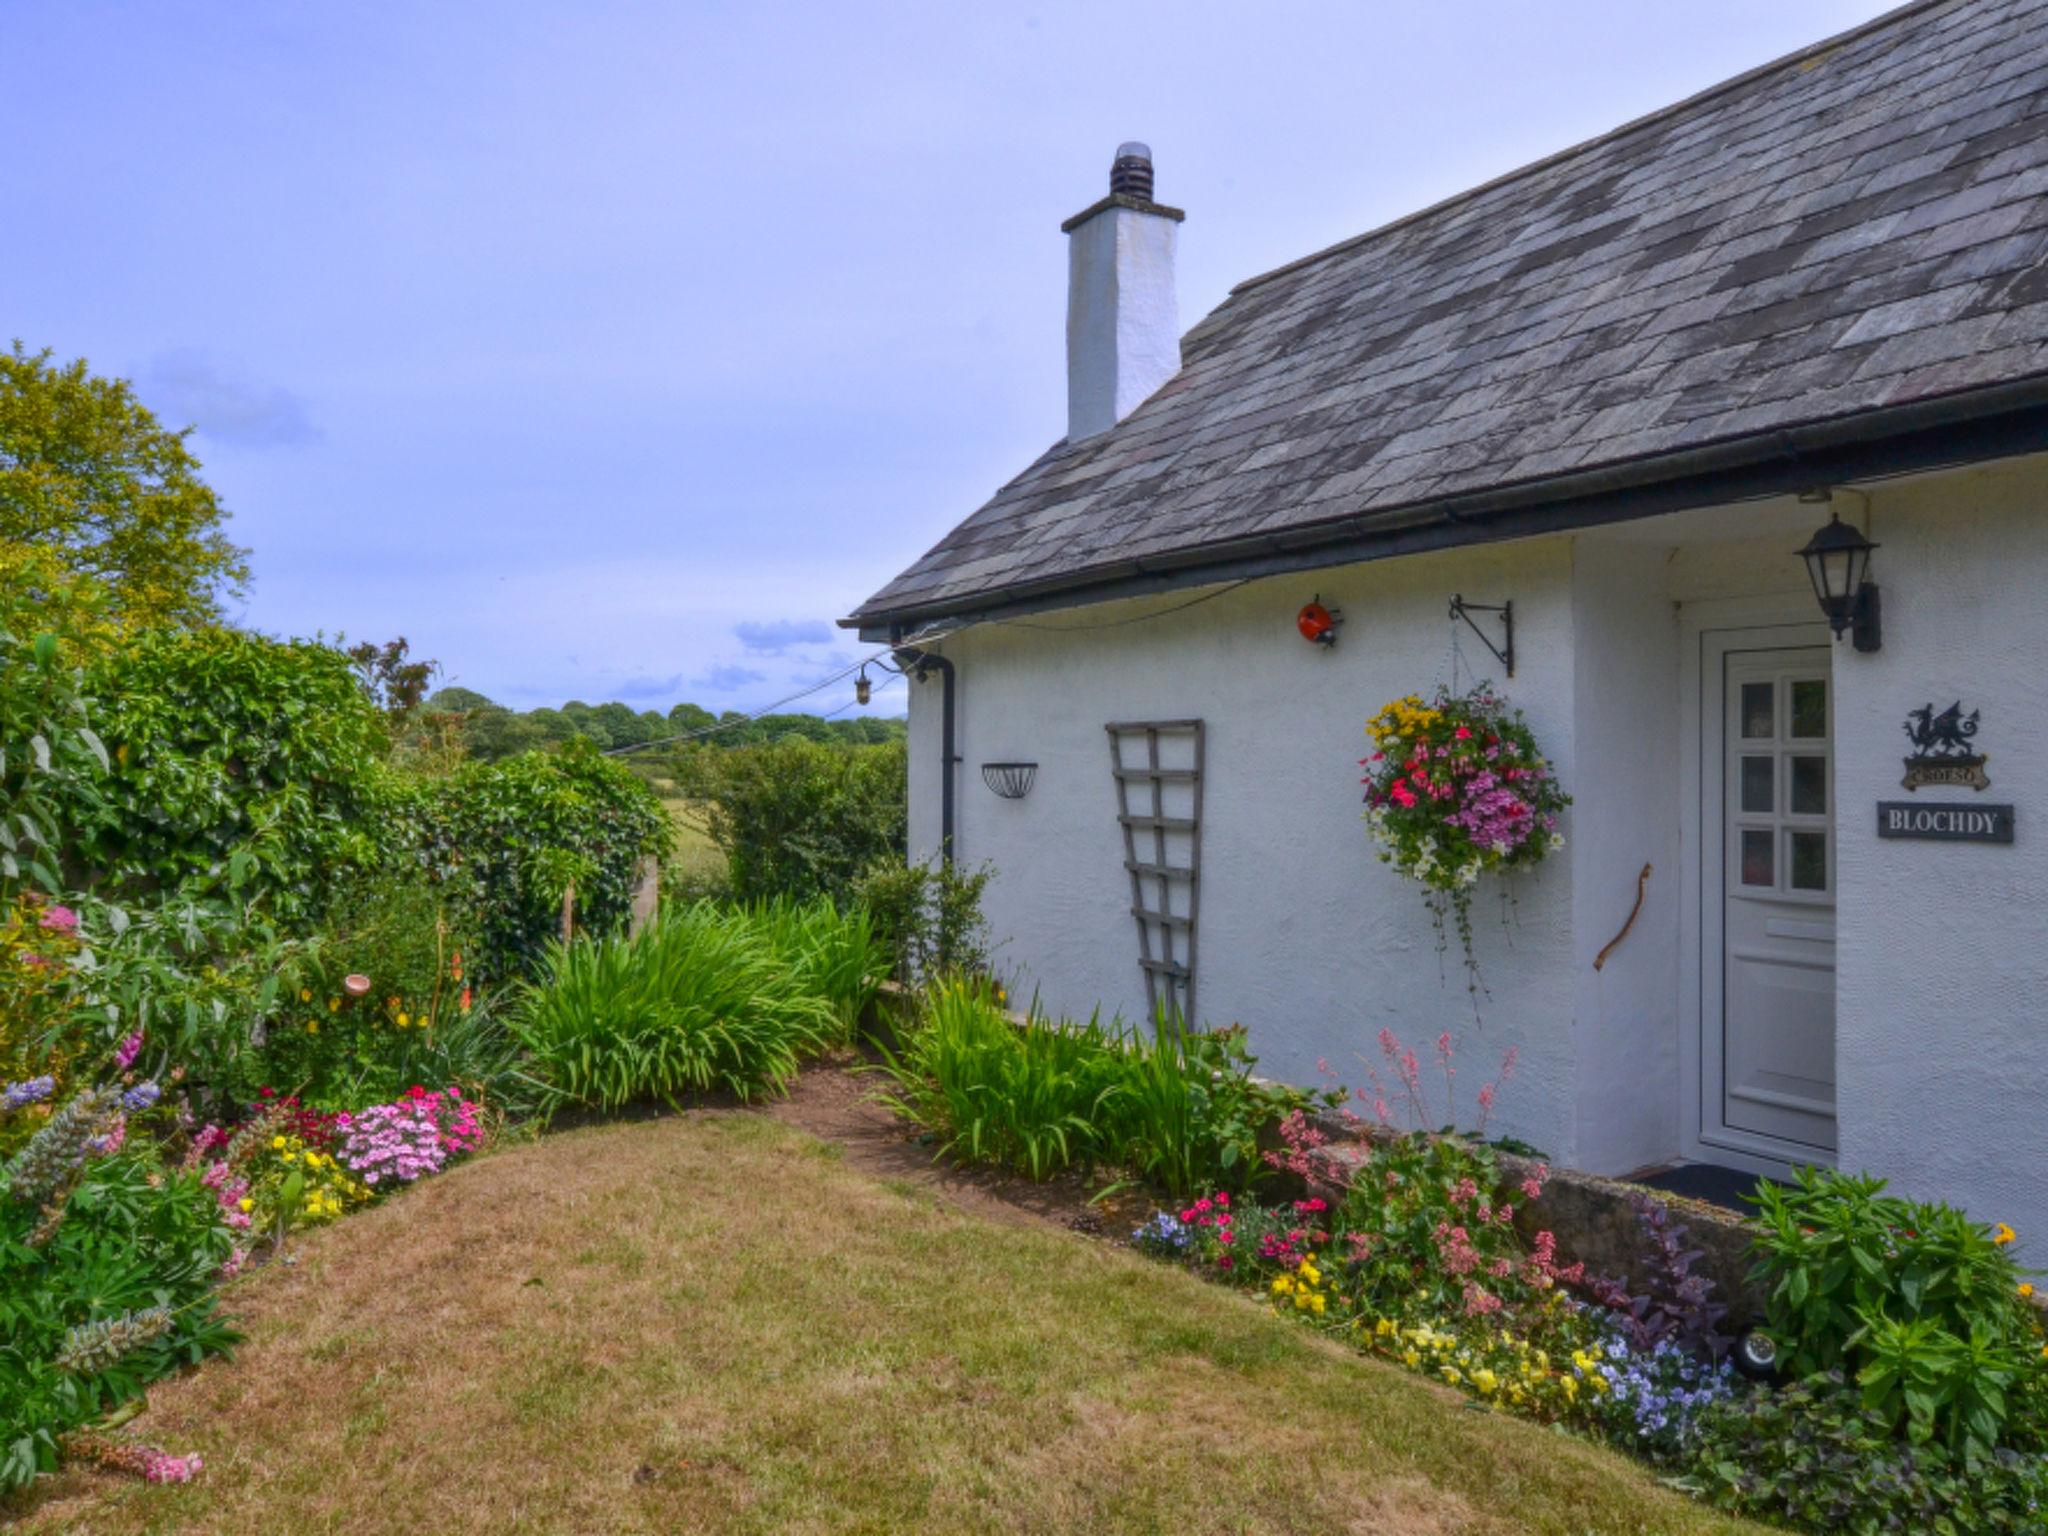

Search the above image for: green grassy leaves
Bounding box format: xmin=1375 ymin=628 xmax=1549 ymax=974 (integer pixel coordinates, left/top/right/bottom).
xmin=511 ymin=901 xmax=863 ymax=1114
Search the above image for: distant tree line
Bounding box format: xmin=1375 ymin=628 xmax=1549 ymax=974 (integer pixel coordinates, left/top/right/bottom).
xmin=420 ymin=687 xmax=906 ymax=761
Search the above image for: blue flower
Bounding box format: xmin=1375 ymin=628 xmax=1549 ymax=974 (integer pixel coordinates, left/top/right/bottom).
xmin=1132 ymin=1211 xmax=1192 ymax=1255
xmin=2 ymin=1076 xmax=56 ymax=1112
xmin=121 ymin=1081 xmax=162 ymax=1112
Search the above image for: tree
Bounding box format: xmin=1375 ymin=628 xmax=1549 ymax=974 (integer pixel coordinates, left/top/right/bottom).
xmin=460 ymin=706 xmax=547 ymax=762
xmin=425 ymin=686 xmax=497 ymax=714
xmin=346 ymin=636 xmax=437 ymax=730
xmin=676 ymin=738 xmax=906 ymax=904
xmin=0 ymin=343 xmax=249 ymax=627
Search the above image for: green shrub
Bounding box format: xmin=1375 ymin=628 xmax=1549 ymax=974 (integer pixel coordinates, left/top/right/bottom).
xmin=676 ymin=738 xmax=904 ymax=904
xmin=1749 ymin=1166 xmax=2045 ymax=1460
xmin=318 ymin=1001 xmax=540 ymax=1124
xmin=739 ymin=897 xmax=886 ymax=1039
xmin=399 ymin=739 xmax=671 ymax=985
xmin=876 ymin=984 xmax=1331 ymax=1193
xmin=57 ymin=890 xmax=288 ymax=1105
xmin=72 ymin=627 xmax=392 ymax=922
xmin=511 ymin=902 xmax=834 ymax=1113
xmin=237 ymin=863 xmax=480 ymax=1107
xmin=1104 ymin=1018 xmax=1336 ymax=1201
xmin=853 ymin=856 xmax=992 ymax=981
xmin=0 ymin=594 xmax=106 ymax=893
xmin=1686 ymin=1373 xmax=2048 ymax=1535
xmin=874 ymin=979 xmax=1123 ymax=1181
xmin=0 ymin=1149 xmax=238 ymax=1494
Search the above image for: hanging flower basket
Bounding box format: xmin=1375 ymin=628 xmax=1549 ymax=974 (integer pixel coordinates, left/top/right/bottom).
xmin=1360 ymin=685 xmax=1569 ymax=986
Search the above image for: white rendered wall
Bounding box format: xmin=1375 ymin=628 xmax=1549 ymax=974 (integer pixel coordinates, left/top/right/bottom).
xmin=900 ymin=452 xmax=2048 ymax=1236
xmin=1568 ymin=540 xmax=1682 ymax=1175
xmin=908 ymin=539 xmax=1586 ymax=1164
xmin=1832 ymin=453 xmax=2048 ymax=1253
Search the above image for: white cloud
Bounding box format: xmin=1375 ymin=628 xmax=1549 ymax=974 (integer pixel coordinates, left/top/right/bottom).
xmin=734 ymin=618 xmax=834 ymax=655
xmin=139 ymin=349 xmax=318 ymax=447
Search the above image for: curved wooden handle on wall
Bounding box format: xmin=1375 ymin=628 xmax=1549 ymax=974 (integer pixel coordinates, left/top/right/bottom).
xmin=1593 ymin=863 xmax=1652 ymax=972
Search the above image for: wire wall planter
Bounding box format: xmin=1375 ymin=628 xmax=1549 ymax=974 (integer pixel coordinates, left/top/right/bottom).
xmin=981 ymin=762 xmax=1038 ymax=799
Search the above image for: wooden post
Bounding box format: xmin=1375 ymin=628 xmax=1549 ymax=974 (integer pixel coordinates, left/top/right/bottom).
xmin=628 ymin=856 xmax=660 ymax=937
xmin=559 ymin=881 xmax=575 ymax=943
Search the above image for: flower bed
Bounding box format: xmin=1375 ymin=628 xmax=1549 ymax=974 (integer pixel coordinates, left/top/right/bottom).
xmin=2 ymin=1065 xmax=492 ymax=1493
xmin=1129 ymin=1127 xmax=2048 ymax=1534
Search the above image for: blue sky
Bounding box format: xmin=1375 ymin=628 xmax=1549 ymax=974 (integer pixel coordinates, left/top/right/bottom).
xmin=5 ymin=1 xmax=1894 ymax=715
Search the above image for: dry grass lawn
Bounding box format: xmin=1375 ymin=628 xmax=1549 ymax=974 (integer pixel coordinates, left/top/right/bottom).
xmin=13 ymin=1112 xmax=1770 ymax=1536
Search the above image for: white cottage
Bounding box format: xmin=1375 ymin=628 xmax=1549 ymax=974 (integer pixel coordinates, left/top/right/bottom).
xmin=846 ymin=1 xmax=2048 ymax=1239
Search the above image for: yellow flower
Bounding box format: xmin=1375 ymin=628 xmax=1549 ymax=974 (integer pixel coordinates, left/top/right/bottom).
xmin=1309 ymin=1294 xmax=1326 ymax=1316
xmin=1271 ymin=1276 xmax=1293 ymax=1296
xmin=299 ymin=987 xmax=312 ymax=1002
xmin=397 ymin=1012 xmax=411 ymax=1028
xmin=1374 ymin=1317 xmax=1397 ymax=1339
xmin=2021 ymin=1284 xmax=2035 ymax=1299
xmin=307 ymin=1020 xmax=319 ymax=1034
xmin=271 ymin=1135 xmax=287 ymax=1149
xmin=329 ymin=997 xmax=341 ymax=1012
xmin=1440 ymin=1366 xmax=1462 ymax=1385
xmin=1402 ymin=1349 xmax=1421 ymax=1368
xmin=1996 ymin=1223 xmax=2017 ymax=1246
xmin=1472 ymin=1368 xmax=1498 ymax=1395
xmin=237 ymin=1197 xmax=254 ymax=1212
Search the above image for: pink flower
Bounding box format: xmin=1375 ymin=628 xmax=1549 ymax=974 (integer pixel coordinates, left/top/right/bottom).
xmin=114 ymin=1031 xmax=144 ymax=1070
xmin=39 ymin=904 xmax=79 ymax=933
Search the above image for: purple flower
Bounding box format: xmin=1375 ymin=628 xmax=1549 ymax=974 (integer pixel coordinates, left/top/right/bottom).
xmin=114 ymin=1032 xmax=144 ymax=1071
xmin=3 ymin=1076 xmax=57 ymax=1111
xmin=122 ymin=1082 xmax=162 ymax=1112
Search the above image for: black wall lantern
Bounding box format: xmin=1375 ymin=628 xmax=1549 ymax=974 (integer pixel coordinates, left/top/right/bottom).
xmin=1797 ymin=496 xmax=1881 ymax=652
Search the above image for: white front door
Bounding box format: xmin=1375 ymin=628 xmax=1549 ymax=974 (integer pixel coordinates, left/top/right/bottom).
xmin=1710 ymin=647 xmax=1837 ymax=1157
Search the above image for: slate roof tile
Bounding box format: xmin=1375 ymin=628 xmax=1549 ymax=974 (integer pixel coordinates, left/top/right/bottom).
xmin=854 ymin=0 xmax=2048 ymax=625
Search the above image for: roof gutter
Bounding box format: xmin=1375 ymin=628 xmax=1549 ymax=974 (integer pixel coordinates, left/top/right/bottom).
xmin=850 ymin=375 xmax=2048 ymax=639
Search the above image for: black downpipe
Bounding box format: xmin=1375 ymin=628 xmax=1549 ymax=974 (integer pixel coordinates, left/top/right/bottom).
xmin=894 ymin=647 xmax=957 ymax=866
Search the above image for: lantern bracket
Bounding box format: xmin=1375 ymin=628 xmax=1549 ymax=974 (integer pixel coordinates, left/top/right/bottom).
xmin=1449 ymin=595 xmax=1514 ymax=678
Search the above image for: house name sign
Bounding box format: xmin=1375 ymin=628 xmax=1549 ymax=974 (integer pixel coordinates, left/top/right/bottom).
xmin=1900 ymin=700 xmax=1989 ymax=791
xmin=1876 ymin=801 xmax=2015 ymax=843
xmin=1879 ymin=701 xmax=2013 ymax=843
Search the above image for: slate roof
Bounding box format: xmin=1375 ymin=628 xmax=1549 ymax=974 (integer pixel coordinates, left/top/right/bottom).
xmin=851 ymin=0 xmax=2048 ymax=630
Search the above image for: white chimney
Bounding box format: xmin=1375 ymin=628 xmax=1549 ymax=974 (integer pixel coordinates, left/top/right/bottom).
xmin=1062 ymin=142 xmax=1183 ymax=443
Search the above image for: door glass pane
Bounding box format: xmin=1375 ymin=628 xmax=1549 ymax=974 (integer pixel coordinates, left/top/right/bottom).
xmin=1790 ymin=679 xmax=1827 ymax=739
xmin=1790 ymin=755 xmax=1827 ymax=815
xmin=1789 ymin=830 xmax=1827 ymax=891
xmin=1740 ymin=756 xmax=1775 ymax=813
xmin=1741 ymin=682 xmax=1775 ymax=739
xmin=1741 ymin=829 xmax=1774 ymax=887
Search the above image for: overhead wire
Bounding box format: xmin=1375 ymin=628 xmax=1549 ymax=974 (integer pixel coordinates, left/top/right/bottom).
xmin=984 ymin=578 xmax=1251 ymax=630
xmin=601 ymin=574 xmax=1241 ymax=758
xmin=600 ymin=624 xmax=949 ymax=756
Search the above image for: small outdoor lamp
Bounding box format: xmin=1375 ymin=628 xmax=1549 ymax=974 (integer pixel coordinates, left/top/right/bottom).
xmin=854 ymin=666 xmax=872 ymax=706
xmin=1797 ymin=495 xmax=1881 ymax=652
xmin=1733 ymin=1329 xmax=1780 ymax=1383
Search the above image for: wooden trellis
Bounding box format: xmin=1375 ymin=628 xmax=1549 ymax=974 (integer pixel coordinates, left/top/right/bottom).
xmin=1106 ymin=719 xmax=1204 ymax=1023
